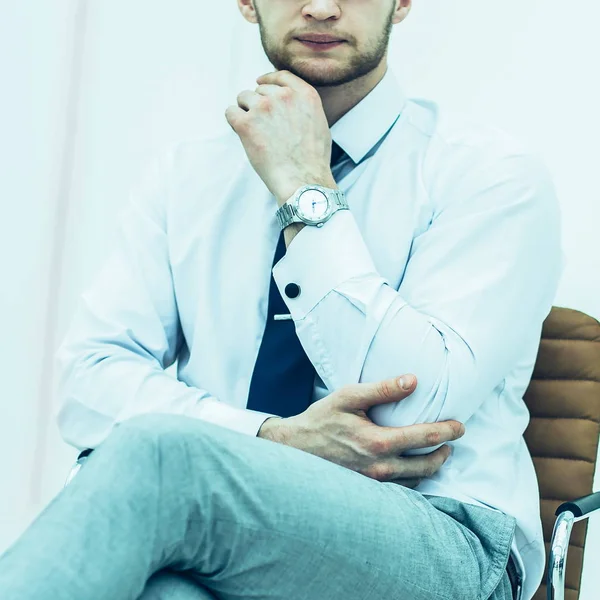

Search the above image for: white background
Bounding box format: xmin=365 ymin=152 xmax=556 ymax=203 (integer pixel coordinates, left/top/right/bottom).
xmin=1 ymin=0 xmax=598 ymax=596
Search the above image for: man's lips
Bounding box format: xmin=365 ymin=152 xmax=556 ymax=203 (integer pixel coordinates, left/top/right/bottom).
xmin=296 ymin=35 xmax=346 ymax=43
xmin=299 ymin=40 xmax=344 ymax=45
xmin=297 ymin=39 xmax=345 ymax=52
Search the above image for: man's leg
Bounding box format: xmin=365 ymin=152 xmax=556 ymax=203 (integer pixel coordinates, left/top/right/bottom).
xmin=0 ymin=413 xmax=516 ymax=600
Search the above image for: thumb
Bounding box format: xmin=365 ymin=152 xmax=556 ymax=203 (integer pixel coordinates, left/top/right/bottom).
xmin=344 ymin=375 xmax=416 ymax=412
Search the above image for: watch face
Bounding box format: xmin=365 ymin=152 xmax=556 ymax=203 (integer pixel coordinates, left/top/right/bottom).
xmin=297 ymin=189 xmax=330 ymax=222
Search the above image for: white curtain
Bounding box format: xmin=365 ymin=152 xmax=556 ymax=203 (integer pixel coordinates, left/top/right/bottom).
xmin=1 ymin=0 xmax=598 ymax=592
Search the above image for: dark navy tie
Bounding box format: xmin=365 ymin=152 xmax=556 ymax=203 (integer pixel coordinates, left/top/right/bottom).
xmin=246 ymin=142 xmax=348 ymax=417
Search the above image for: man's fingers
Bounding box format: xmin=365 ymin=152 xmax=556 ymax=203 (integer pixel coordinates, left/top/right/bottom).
xmin=254 ymin=83 xmax=286 ymax=98
xmin=368 ymin=445 xmax=452 ymax=482
xmin=376 ymin=420 xmax=465 ymax=455
xmin=256 ymin=70 xmax=318 ymax=96
xmin=342 ymin=375 xmax=416 ymax=412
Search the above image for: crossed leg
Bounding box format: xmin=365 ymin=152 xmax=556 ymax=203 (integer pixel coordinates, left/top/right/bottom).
xmin=0 ymin=414 xmax=515 ymax=600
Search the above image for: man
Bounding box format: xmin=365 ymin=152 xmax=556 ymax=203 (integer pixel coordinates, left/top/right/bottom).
xmin=0 ymin=1 xmax=563 ymax=599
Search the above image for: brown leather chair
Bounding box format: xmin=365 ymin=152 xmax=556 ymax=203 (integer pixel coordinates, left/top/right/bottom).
xmin=524 ymin=306 xmax=600 ymax=600
xmin=63 ymin=306 xmax=600 ymax=600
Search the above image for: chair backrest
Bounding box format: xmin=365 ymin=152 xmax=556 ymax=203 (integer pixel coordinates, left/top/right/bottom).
xmin=523 ymin=306 xmax=600 ymax=600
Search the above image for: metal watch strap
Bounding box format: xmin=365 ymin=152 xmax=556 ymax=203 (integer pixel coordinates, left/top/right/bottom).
xmin=276 ymin=188 xmax=348 ymax=229
xmin=275 ymin=202 xmax=296 ymax=230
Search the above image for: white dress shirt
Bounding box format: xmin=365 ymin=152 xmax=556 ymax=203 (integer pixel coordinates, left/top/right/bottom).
xmin=55 ymin=65 xmax=564 ymax=600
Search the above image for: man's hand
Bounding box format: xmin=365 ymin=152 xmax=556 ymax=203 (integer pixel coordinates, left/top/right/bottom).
xmin=258 ymin=375 xmax=465 ymax=489
xmin=224 ymin=70 xmax=335 ymax=205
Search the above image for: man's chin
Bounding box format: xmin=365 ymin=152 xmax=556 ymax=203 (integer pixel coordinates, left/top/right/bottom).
xmin=286 ymin=63 xmax=351 ymax=87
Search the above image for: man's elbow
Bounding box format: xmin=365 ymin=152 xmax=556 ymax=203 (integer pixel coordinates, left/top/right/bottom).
xmin=54 ymin=347 xmax=115 ymax=451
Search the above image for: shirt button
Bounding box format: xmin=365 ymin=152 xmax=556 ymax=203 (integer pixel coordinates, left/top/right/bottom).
xmin=285 ymin=283 xmax=301 ymax=298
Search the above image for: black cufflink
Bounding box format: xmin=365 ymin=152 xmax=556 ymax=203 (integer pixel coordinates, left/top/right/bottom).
xmin=284 ymin=283 xmax=301 ymax=299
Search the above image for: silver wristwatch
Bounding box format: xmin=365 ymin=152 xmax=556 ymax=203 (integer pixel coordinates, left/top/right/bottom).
xmin=275 ymin=184 xmax=349 ymax=230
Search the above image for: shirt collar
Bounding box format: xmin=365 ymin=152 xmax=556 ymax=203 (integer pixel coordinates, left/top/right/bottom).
xmin=330 ymin=65 xmax=408 ymax=165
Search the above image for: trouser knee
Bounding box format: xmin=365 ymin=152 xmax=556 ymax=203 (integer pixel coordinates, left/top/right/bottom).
xmin=93 ymin=413 xmax=209 ymax=472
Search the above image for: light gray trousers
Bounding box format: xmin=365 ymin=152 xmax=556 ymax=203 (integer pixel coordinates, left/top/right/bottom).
xmin=0 ymin=414 xmax=516 ymax=600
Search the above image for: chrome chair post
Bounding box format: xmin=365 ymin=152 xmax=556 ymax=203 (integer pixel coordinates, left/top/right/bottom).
xmin=547 ymin=510 xmax=575 ymax=600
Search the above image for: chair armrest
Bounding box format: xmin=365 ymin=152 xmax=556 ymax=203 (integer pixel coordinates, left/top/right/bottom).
xmin=63 ymin=448 xmax=94 ymax=488
xmin=547 ymin=491 xmax=600 ymax=600
xmin=555 ymin=491 xmax=600 ymax=519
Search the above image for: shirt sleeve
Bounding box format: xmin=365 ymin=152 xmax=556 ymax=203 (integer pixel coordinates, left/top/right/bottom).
xmin=272 ymin=150 xmax=564 ymax=454
xmin=54 ymin=144 xmax=279 ymax=451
